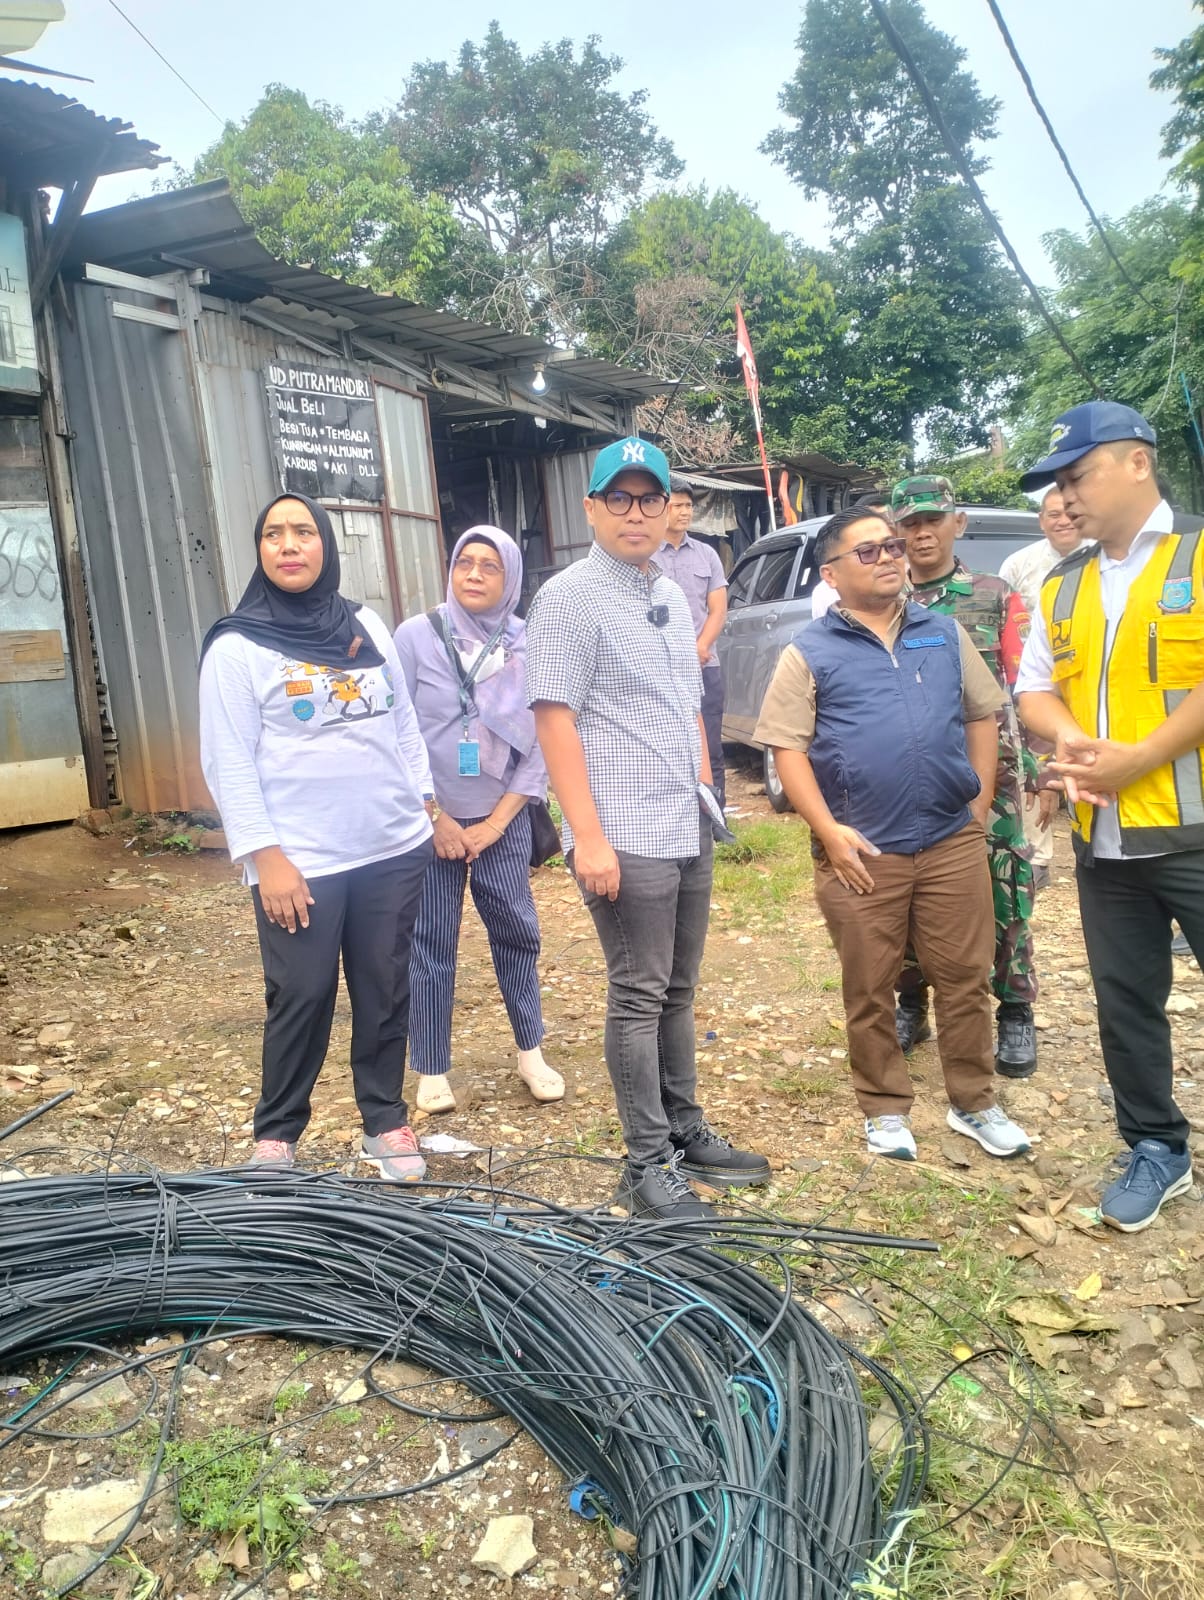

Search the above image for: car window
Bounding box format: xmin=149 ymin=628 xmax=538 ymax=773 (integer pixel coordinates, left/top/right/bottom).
xmin=727 ymin=555 xmax=760 ymax=610
xmin=749 ymin=547 xmax=798 ymax=604
xmin=791 ymin=536 xmax=818 ymax=597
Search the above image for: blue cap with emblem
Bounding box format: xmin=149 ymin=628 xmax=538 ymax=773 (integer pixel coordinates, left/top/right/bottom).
xmin=1019 ymin=401 xmax=1157 ymax=491
xmin=588 ymin=436 xmax=672 ymax=496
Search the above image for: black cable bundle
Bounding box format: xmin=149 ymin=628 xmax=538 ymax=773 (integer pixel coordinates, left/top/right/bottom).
xmin=0 ymin=1168 xmax=933 ymax=1598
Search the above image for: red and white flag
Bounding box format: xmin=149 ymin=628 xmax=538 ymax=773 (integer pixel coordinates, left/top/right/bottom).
xmin=735 ymin=303 xmax=775 ymax=530
xmin=735 ymin=303 xmax=762 ymax=429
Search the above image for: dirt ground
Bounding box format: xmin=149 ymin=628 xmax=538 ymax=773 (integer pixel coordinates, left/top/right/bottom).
xmin=1 ymin=759 xmax=1202 ymax=1599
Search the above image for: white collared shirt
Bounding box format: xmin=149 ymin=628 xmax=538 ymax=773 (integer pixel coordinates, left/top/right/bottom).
xmin=998 ymin=536 xmax=1092 ymax=613
xmin=1015 ymin=500 xmax=1174 ymax=858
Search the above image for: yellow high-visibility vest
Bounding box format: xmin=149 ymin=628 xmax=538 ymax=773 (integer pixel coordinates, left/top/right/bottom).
xmin=1040 ymin=521 xmax=1204 ymax=855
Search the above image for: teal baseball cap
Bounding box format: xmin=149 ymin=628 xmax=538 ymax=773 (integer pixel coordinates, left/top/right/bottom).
xmin=588 ymin=437 xmax=671 ymax=496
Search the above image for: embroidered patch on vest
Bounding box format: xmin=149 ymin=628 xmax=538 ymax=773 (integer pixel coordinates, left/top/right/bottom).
xmin=901 ymin=635 xmax=948 ymax=649
xmin=1158 ymin=578 xmax=1195 ymax=614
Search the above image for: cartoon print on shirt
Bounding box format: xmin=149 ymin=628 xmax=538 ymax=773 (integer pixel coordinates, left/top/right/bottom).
xmin=277 ymin=656 xmax=394 ymax=726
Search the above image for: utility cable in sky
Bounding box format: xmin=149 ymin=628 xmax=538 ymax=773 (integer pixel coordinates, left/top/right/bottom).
xmin=984 ymin=0 xmax=1157 ymax=311
xmin=865 ymin=0 xmax=1101 ymax=397
xmin=103 ymin=0 xmax=225 ymax=128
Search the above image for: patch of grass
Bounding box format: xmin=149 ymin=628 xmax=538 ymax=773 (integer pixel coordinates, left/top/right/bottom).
xmin=374 ymin=1417 xmax=396 ymax=1442
xmin=164 ymin=1424 xmax=328 ymax=1562
xmin=161 ymin=830 xmax=199 ymax=854
xmin=321 ymin=1536 xmax=364 ymax=1586
xmin=712 ymin=817 xmax=813 ymax=928
xmin=773 ymin=1064 xmax=842 ymax=1103
xmin=331 ymin=1405 xmax=362 ymax=1426
xmin=418 ymin=1529 xmax=442 ymax=1560
xmin=570 ymin=1114 xmax=622 ymax=1156
xmin=756 ymin=1161 xmax=1167 ymax=1599
xmin=0 ymin=1530 xmax=40 ymax=1590
xmin=112 ymin=1419 xmax=161 ymax=1467
xmin=273 ymin=1380 xmax=309 ymax=1415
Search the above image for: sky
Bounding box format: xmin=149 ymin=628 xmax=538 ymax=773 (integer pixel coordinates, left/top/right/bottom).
xmin=18 ymin=0 xmax=1199 ymax=284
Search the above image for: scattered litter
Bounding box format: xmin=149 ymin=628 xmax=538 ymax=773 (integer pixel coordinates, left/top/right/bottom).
xmin=419 ymin=1133 xmax=487 ymax=1157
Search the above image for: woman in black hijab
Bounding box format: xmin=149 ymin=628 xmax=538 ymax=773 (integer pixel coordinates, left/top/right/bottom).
xmin=199 ymin=494 xmax=435 ymax=1180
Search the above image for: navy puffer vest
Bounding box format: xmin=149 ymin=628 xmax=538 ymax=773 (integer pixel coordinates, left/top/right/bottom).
xmin=796 ymin=603 xmax=980 ymax=855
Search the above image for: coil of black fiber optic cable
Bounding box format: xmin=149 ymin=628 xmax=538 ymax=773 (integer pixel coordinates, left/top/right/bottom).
xmin=0 ymin=1167 xmax=933 ymax=1599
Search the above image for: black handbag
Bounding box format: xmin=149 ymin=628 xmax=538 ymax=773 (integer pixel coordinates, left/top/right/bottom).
xmin=527 ymin=798 xmax=562 ymax=868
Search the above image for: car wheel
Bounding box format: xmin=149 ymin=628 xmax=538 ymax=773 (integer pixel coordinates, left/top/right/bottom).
xmin=763 ymin=747 xmax=792 ymax=814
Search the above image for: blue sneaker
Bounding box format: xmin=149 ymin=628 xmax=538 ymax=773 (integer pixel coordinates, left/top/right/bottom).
xmin=1100 ymin=1140 xmax=1193 ymax=1233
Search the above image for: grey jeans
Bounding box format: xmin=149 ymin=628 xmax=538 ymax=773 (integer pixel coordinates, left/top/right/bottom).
xmin=575 ymin=830 xmax=712 ymax=1164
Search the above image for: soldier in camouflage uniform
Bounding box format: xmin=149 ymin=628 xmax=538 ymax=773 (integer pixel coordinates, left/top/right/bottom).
xmin=891 ymin=475 xmax=1039 ymax=1078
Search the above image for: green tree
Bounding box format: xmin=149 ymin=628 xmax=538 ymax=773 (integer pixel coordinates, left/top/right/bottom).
xmin=584 ymin=189 xmax=839 ymax=460
xmin=763 ymin=0 xmax=1025 ymax=457
xmin=389 ymin=22 xmax=682 ymax=333
xmin=1010 ymin=200 xmax=1204 ymax=506
xmin=188 ymin=85 xmax=463 ymax=303
xmin=1152 ymin=1 xmax=1204 ymax=283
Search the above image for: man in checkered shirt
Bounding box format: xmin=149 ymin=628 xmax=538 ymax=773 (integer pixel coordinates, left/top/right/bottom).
xmin=526 ymin=437 xmax=769 ymax=1219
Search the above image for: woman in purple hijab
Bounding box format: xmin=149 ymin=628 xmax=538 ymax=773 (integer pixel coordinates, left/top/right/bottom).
xmin=394 ymin=526 xmax=563 ymax=1114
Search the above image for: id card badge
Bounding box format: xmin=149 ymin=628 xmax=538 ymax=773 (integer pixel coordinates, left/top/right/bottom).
xmin=458 ymin=740 xmax=481 ymax=777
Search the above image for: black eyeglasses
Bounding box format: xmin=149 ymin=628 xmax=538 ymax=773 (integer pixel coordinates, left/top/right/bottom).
xmin=595 ymin=489 xmax=670 ymax=517
xmin=827 ymin=536 xmax=908 ymax=565
xmin=647 ymin=605 xmax=669 ymax=627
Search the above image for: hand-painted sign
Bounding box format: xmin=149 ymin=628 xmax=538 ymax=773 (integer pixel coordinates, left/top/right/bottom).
xmin=265 ymin=363 xmax=384 ymax=503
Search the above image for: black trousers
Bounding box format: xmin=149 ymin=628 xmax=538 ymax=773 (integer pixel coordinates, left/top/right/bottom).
xmin=701 ymin=661 xmax=726 ymax=811
xmin=251 ymin=841 xmax=434 ymax=1143
xmin=1075 ymin=847 xmax=1204 ymax=1151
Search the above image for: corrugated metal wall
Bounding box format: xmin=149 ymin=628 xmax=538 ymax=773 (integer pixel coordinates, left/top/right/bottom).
xmin=58 ymin=283 xmax=225 ymax=813
xmin=542 ymin=449 xmax=593 ymax=567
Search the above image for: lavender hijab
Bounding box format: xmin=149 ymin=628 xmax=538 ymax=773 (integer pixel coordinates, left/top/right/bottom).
xmin=441 ymin=526 xmax=535 ymax=780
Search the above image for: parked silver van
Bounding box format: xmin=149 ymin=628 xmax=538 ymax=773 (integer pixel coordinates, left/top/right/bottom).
xmin=717 ymin=507 xmax=1041 ymax=809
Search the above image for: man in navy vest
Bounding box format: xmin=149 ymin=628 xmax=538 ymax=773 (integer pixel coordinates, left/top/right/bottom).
xmin=755 ymin=505 xmax=1033 ymax=1161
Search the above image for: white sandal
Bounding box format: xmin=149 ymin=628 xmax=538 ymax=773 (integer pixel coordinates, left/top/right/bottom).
xmin=415 ymin=1074 xmax=456 ymax=1114
xmin=516 ymin=1058 xmax=565 ymax=1104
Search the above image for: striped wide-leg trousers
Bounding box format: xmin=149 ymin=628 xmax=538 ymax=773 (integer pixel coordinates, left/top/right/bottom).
xmin=408 ymin=805 xmax=546 ymax=1076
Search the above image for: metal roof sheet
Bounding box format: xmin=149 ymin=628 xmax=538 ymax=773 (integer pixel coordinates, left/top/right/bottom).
xmin=68 ymin=181 xmax=667 ymax=402
xmin=0 ymin=75 xmax=162 ymax=188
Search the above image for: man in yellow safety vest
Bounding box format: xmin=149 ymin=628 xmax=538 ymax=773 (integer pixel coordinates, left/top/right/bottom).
xmin=1015 ymin=401 xmax=1204 ymax=1233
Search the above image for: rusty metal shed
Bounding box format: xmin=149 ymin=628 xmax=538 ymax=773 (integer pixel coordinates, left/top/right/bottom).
xmin=51 ymin=182 xmax=666 ymax=814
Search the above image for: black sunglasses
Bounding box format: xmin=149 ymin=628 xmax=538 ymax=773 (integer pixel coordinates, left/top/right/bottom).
xmin=827 ymin=536 xmax=908 ymax=565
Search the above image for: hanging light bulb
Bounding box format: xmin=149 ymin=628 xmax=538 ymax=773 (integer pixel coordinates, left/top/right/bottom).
xmin=531 ymin=363 xmax=547 ymax=394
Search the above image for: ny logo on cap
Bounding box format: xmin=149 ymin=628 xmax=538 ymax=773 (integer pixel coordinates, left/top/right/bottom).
xmin=622 ymin=440 xmax=647 ymax=464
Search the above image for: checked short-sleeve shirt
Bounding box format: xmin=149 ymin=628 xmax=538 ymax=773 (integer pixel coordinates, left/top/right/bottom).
xmin=525 ymin=543 xmax=704 ymax=858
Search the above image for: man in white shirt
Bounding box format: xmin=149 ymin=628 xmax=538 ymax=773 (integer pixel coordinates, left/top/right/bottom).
xmin=1015 ymin=400 xmax=1204 ymax=1233
xmin=999 ymin=488 xmax=1087 ymax=613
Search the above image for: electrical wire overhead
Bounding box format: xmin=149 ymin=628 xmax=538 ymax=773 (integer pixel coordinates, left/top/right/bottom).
xmin=103 ymin=0 xmax=225 ymax=127
xmin=983 ymin=0 xmax=1157 ymax=311
xmin=865 ymin=0 xmax=1102 ymax=398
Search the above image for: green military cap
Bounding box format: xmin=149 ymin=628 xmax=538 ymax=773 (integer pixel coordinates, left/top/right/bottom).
xmin=891 ymin=474 xmax=957 ymax=516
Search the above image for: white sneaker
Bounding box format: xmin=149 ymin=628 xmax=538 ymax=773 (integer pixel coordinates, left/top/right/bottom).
xmin=947 ymin=1104 xmax=1030 ymax=1157
xmin=865 ymin=1114 xmax=917 ymax=1161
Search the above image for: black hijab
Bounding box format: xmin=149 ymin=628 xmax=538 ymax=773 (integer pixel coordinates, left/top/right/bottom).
xmin=199 ymin=493 xmax=384 ymax=669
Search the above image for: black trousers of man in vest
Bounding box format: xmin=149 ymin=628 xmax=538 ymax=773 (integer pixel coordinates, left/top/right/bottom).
xmin=1075 ymin=847 xmax=1204 ymax=1151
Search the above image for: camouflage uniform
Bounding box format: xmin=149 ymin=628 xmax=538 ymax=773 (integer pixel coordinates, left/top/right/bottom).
xmin=901 ymin=562 xmax=1037 ymax=1006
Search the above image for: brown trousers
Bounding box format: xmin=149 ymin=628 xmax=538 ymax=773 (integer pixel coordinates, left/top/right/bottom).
xmin=815 ymin=821 xmax=996 ymax=1118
